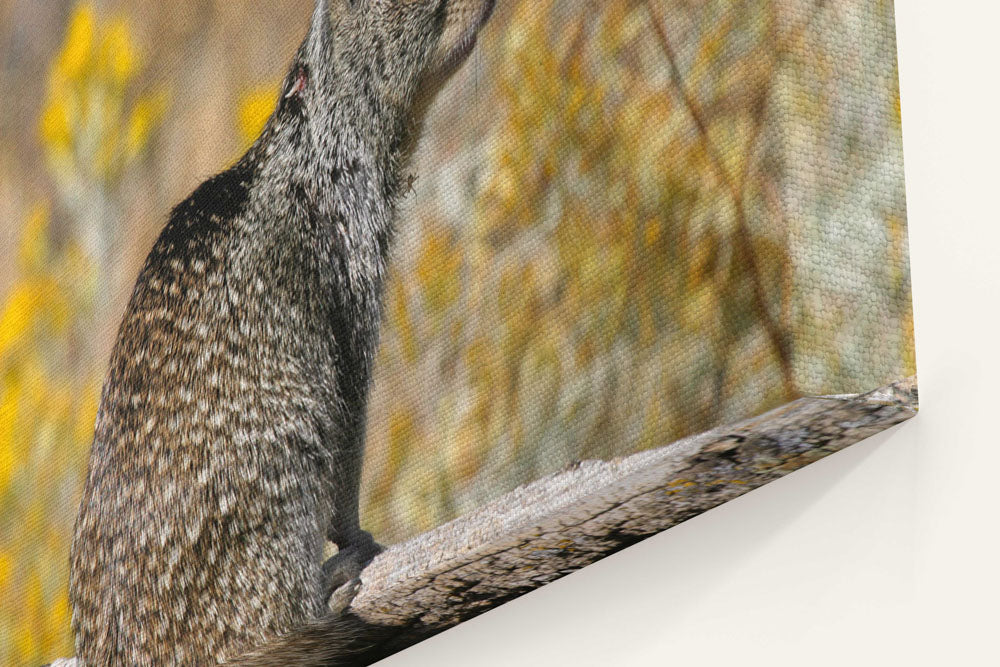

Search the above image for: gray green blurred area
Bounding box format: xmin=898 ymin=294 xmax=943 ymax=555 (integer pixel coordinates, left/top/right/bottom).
xmin=0 ymin=1 xmax=911 ymax=662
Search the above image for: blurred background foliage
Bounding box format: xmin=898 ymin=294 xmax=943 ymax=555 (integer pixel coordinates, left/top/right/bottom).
xmin=0 ymin=0 xmax=912 ymax=662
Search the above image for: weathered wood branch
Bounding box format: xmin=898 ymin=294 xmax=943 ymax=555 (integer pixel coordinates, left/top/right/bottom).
xmin=349 ymin=377 xmax=917 ymax=654
xmin=51 ymin=377 xmax=916 ymax=665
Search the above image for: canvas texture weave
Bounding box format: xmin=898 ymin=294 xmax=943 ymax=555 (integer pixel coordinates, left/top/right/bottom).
xmin=0 ymin=1 xmax=912 ymax=663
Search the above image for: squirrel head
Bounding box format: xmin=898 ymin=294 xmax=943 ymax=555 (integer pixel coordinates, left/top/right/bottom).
xmin=294 ymin=0 xmax=496 ymax=110
xmin=256 ymin=0 xmax=496 ymax=187
xmin=424 ymin=0 xmax=498 ymax=73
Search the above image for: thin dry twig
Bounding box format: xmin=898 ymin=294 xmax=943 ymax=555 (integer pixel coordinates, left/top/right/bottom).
xmin=645 ymin=0 xmax=828 ymax=400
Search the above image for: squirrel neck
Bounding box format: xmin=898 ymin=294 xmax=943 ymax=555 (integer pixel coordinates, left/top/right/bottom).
xmin=244 ymin=0 xmax=426 ymax=276
xmin=250 ymin=74 xmax=413 ymax=272
xmin=220 ymin=31 xmax=426 ymax=403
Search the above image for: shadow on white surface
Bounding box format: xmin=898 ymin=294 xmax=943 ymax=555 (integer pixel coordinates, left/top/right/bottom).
xmin=381 ymin=419 xmax=921 ymax=666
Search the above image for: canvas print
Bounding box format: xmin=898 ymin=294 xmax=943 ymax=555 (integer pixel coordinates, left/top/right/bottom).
xmin=0 ymin=0 xmax=915 ymax=664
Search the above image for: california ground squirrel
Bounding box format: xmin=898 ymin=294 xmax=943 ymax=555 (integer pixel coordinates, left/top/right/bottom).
xmin=68 ymin=0 xmax=495 ymax=664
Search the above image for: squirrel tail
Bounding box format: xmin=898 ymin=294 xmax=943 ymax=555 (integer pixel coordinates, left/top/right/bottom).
xmin=228 ymin=613 xmax=401 ymax=667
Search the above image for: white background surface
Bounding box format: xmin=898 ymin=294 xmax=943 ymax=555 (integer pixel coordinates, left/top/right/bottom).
xmin=379 ymin=2 xmax=999 ymax=665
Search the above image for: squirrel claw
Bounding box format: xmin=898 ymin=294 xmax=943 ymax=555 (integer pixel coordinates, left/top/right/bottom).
xmin=327 ymin=576 xmax=362 ymax=614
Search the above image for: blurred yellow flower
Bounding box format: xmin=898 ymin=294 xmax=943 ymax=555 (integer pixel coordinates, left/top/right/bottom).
xmin=126 ymin=90 xmax=168 ymax=159
xmin=17 ymin=204 xmax=51 ymax=273
xmin=47 ymin=591 xmax=73 ymax=649
xmin=41 ymin=1 xmax=163 ymax=181
xmin=7 ymin=3 xmax=158 ymax=662
xmin=38 ymin=90 xmax=74 ymax=157
xmin=0 ymin=284 xmax=38 ymax=358
xmin=238 ymin=84 xmax=279 ymax=148
xmin=415 ymin=228 xmax=463 ymax=314
xmin=0 ymin=213 xmax=95 ymax=661
xmin=0 ymin=552 xmax=12 ymax=591
xmin=98 ymin=17 xmax=136 ymax=87
xmin=0 ymin=388 xmax=19 ymax=492
xmin=644 ymin=219 xmax=662 ymax=247
xmin=57 ymin=3 xmax=96 ymax=81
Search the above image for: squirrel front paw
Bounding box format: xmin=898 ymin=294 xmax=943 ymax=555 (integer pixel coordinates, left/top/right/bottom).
xmin=321 ymin=532 xmax=382 ymax=608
